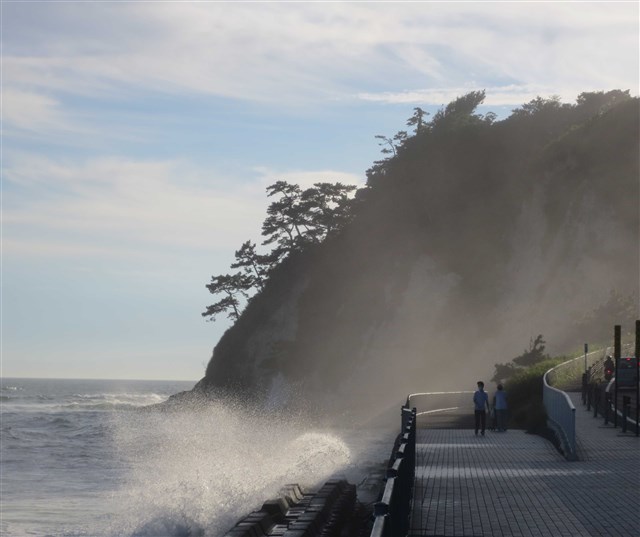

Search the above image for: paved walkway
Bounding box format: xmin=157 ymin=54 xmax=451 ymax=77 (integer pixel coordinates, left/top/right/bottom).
xmin=409 ymin=393 xmax=639 ymax=537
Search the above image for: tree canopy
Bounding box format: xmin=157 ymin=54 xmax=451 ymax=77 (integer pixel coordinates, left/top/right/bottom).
xmin=203 ymin=180 xmax=358 ymax=322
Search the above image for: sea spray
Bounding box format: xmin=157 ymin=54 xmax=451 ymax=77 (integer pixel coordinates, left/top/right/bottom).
xmin=102 ymin=397 xmax=353 ymax=537
xmin=1 ymin=379 xmax=392 ymax=537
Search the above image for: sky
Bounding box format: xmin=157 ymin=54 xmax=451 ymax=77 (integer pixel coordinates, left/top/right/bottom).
xmin=2 ymin=1 xmax=638 ymax=381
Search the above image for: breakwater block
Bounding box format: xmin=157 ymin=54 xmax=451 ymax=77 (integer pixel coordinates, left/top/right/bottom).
xmin=222 ymin=479 xmax=360 ymax=537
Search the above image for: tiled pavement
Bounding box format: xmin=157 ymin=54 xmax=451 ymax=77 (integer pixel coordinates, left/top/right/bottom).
xmin=409 ymin=393 xmax=639 ymax=537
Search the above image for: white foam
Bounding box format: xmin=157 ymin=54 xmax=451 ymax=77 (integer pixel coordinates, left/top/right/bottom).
xmin=100 ymin=399 xmax=354 ymax=537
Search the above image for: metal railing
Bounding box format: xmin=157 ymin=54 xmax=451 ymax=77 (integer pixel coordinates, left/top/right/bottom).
xmin=543 ymin=370 xmax=577 ymax=460
xmin=545 ymin=348 xmax=609 ymax=390
xmin=370 ymin=406 xmax=416 ymax=537
xmin=543 ymin=348 xmax=608 ymax=460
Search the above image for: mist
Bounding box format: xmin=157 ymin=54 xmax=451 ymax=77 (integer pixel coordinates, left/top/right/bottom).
xmin=200 ymin=91 xmax=639 ymax=422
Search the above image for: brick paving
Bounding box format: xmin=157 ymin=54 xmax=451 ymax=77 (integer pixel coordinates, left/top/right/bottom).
xmin=409 ymin=393 xmax=639 ymax=537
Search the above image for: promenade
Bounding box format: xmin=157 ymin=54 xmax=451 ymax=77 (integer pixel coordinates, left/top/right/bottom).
xmin=409 ymin=393 xmax=639 ymax=537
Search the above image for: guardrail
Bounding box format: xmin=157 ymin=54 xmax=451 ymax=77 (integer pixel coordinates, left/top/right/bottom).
xmin=546 ymin=348 xmax=609 ymax=391
xmin=543 ymin=368 xmax=577 ymax=461
xmin=370 ymin=405 xmax=416 ymax=537
xmin=543 ymin=348 xmax=609 ymax=461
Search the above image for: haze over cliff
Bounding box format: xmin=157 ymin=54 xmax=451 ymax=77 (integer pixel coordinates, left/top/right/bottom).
xmin=198 ymin=91 xmax=639 ymax=418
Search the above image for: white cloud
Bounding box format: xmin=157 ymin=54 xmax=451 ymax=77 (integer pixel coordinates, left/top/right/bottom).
xmin=1 ymin=88 xmax=99 ymax=142
xmin=3 ymin=155 xmax=264 ymax=258
xmin=3 ymin=155 xmax=366 ymax=261
xmin=252 ymin=166 xmax=366 ymax=192
xmin=3 ymin=89 xmax=64 ymax=131
xmin=3 ymin=2 xmax=637 ymax=109
xmin=357 ymin=84 xmax=577 ymax=107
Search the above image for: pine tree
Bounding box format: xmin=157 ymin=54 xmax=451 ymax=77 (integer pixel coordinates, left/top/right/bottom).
xmin=202 ymin=273 xmax=252 ymax=322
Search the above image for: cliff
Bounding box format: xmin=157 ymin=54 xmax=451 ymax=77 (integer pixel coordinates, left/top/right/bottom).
xmin=199 ymin=91 xmax=639 ymax=418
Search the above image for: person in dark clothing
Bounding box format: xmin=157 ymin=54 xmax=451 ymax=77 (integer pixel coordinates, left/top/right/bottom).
xmin=603 ymin=356 xmax=614 ymax=381
xmin=473 ymin=381 xmax=490 ymax=436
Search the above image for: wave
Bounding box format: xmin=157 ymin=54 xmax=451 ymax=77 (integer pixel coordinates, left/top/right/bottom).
xmin=62 ymin=392 xmax=167 ymax=410
xmin=2 ymin=392 xmax=169 ymax=413
xmin=97 ymin=400 xmax=359 ymax=537
xmin=1 ymin=386 xmax=23 ymax=392
xmin=60 ymin=401 xmax=156 ymax=411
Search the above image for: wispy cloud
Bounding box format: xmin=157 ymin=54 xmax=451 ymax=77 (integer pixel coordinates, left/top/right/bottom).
xmin=357 ymin=84 xmax=576 ymax=107
xmin=4 ymin=155 xmax=264 ymax=258
xmin=252 ymin=167 xmax=365 ymax=192
xmin=3 ymin=89 xmax=66 ymax=131
xmin=4 ymin=2 xmax=637 ymax=109
xmin=3 ymin=154 xmax=365 ymax=261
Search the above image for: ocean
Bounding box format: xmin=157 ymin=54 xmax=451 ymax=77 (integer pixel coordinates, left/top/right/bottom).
xmin=1 ymin=378 xmax=393 ymax=537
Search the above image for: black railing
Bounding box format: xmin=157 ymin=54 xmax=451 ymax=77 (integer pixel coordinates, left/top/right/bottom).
xmin=370 ymin=405 xmax=416 ymax=537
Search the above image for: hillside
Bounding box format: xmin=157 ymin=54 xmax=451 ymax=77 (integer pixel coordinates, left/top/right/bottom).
xmin=197 ymin=91 xmax=639 ymax=418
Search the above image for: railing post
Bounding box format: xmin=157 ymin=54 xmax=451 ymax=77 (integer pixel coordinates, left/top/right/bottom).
xmin=622 ymin=396 xmax=630 ymax=433
xmin=593 ymin=384 xmax=600 ymax=417
xmin=614 ymin=325 xmax=621 ymax=427
xmin=635 ymin=319 xmax=639 ymax=437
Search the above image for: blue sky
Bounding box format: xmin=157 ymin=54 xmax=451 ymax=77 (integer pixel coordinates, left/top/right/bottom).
xmin=2 ymin=1 xmax=638 ymax=380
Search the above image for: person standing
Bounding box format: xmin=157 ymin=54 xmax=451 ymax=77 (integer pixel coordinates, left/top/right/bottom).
xmin=473 ymin=381 xmax=490 ymax=436
xmin=493 ymin=384 xmax=508 ymax=432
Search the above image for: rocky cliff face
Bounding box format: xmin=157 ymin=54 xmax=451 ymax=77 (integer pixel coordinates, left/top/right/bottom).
xmin=201 ymin=94 xmax=639 ymax=418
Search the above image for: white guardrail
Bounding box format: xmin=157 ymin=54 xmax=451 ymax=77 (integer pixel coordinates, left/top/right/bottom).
xmin=542 ymin=348 xmax=608 ymax=460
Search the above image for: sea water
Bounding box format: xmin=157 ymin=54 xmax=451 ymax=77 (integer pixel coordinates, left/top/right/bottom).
xmin=1 ymin=378 xmax=393 ymax=537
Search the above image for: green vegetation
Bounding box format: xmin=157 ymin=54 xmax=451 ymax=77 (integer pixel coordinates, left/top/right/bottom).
xmin=491 ymin=336 xmax=568 ymax=432
xmin=504 ymin=357 xmax=565 ymax=433
xmin=492 ymin=335 xmax=550 ymax=384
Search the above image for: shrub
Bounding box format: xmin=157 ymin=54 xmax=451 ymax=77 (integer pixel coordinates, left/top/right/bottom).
xmin=504 ymin=358 xmax=564 ymax=432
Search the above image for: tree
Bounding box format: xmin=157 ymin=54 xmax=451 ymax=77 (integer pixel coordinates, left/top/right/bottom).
xmin=300 ymin=182 xmax=357 ymax=238
xmin=491 ymin=335 xmax=550 ymax=382
xmin=406 ymin=107 xmax=429 ymax=133
xmin=511 ymin=95 xmax=562 ymax=117
xmin=231 ymin=241 xmax=269 ymax=290
xmin=575 ymin=90 xmax=631 ymax=118
xmin=491 ymin=362 xmax=518 ymax=384
xmin=512 ymin=335 xmax=549 ymax=367
xmin=261 ymin=180 xmax=358 ymax=260
xmin=374 ymin=131 xmax=407 ymax=156
xmin=202 ymin=273 xmax=252 ymax=322
xmin=430 ymin=90 xmax=487 ymax=131
xmin=261 ymin=181 xmax=308 ymax=259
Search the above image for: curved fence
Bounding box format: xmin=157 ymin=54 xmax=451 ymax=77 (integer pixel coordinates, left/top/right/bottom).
xmin=543 ymin=348 xmax=609 ymax=460
xmin=543 ymin=368 xmax=577 ymax=460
